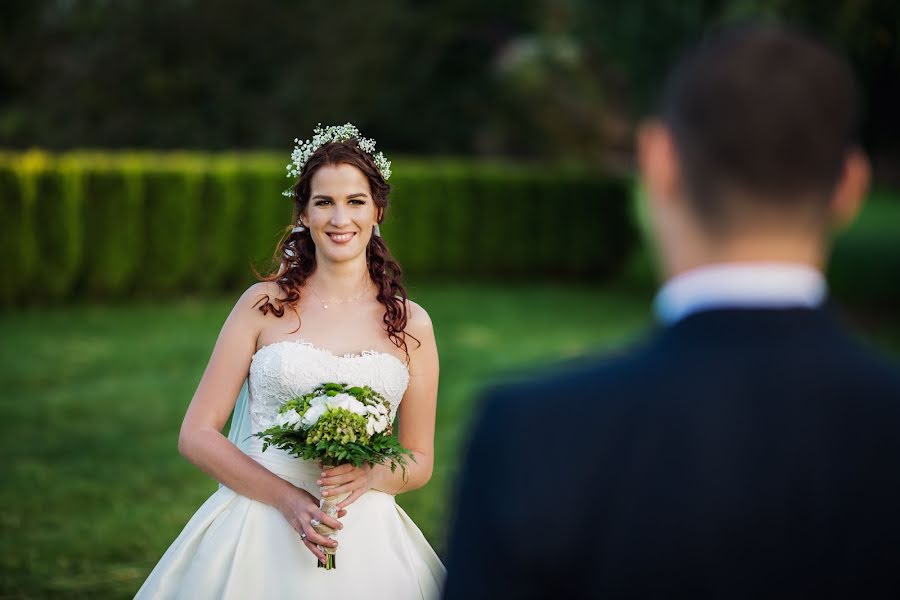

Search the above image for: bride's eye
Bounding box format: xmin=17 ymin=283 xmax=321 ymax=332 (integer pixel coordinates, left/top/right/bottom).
xmin=314 ymin=199 xmax=332 ymax=206
xmin=350 ymin=199 xmax=366 ymax=205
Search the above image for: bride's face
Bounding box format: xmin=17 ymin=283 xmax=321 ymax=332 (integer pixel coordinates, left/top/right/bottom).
xmin=302 ymin=163 xmax=381 ymax=264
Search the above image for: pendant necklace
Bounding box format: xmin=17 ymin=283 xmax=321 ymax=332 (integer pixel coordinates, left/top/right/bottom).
xmin=308 ymin=284 xmax=372 ymax=310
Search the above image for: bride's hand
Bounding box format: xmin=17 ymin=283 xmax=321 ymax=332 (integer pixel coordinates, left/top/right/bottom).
xmin=319 ymin=463 xmax=372 ymax=510
xmin=276 ymin=485 xmax=346 ymax=564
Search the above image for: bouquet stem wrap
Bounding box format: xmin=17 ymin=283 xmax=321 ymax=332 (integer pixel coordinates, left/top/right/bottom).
xmin=313 ymin=464 xmax=350 ymax=570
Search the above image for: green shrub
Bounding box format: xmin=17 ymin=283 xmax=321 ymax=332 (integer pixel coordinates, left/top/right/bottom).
xmin=236 ymin=159 xmax=292 ymax=286
xmin=583 ymin=176 xmax=637 ymax=278
xmin=3 ymin=153 xmax=43 ymax=305
xmin=26 ymin=158 xmax=84 ymax=299
xmin=196 ymin=157 xmax=244 ymax=291
xmin=81 ymin=158 xmax=144 ymax=297
xmin=139 ymin=158 xmax=205 ymax=294
xmin=0 ymin=161 xmax=31 ymax=305
xmin=385 ymin=162 xmax=441 ymax=277
xmin=470 ymin=164 xmax=518 ymax=276
xmin=379 ymin=164 xmax=410 ymax=269
xmin=0 ymin=151 xmax=638 ymax=304
xmin=436 ymin=162 xmax=474 ymax=275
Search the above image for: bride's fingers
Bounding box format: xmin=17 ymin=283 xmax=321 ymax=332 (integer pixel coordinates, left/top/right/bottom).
xmin=336 ymin=487 xmax=365 ymax=510
xmin=303 ymin=523 xmax=338 ymax=550
xmin=321 ymin=464 xmax=354 ymax=478
xmin=302 ymin=537 xmax=327 ymax=563
xmin=317 ymin=469 xmax=360 ymax=487
xmin=314 ymin=510 xmax=344 ymax=532
xmin=321 ymin=477 xmax=364 ymax=498
xmin=288 ymin=519 xmax=330 ymax=562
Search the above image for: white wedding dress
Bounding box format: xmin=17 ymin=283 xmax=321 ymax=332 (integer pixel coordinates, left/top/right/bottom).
xmin=135 ymin=340 xmax=446 ymax=599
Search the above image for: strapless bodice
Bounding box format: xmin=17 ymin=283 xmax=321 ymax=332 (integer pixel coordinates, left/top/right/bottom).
xmin=247 ymin=339 xmax=409 ymax=434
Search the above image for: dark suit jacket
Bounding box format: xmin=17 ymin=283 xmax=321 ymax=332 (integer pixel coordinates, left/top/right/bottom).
xmin=443 ymin=308 xmax=900 ymax=599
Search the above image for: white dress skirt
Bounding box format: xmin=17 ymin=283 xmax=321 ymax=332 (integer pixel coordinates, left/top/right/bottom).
xmin=134 ymin=341 xmax=446 ymax=599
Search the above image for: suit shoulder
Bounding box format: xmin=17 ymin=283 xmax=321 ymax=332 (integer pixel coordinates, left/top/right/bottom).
xmin=844 ymin=340 xmax=900 ymax=399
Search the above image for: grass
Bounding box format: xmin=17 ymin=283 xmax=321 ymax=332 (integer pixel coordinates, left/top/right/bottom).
xmin=2 ymin=283 xmax=899 ymax=599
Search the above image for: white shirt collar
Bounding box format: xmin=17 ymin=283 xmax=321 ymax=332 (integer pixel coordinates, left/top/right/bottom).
xmin=654 ymin=262 xmax=827 ymax=326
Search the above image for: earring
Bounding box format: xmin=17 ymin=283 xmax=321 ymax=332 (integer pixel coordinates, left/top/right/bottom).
xmin=292 ymin=223 xmax=306 ymax=234
xmin=373 ymin=224 xmax=381 ymax=237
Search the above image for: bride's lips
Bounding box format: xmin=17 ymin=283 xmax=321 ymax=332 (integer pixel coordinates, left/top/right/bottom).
xmin=325 ymin=232 xmax=357 ymax=244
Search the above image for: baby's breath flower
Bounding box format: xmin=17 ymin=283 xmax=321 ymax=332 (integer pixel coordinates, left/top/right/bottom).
xmin=282 ymin=122 xmax=392 ymax=197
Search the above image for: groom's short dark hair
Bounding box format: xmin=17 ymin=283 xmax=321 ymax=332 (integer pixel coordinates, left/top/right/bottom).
xmin=661 ymin=23 xmax=861 ymax=227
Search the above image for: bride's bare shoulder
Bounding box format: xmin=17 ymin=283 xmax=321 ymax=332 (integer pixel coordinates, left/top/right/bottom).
xmin=404 ymin=299 xmax=434 ymax=339
xmin=232 ymin=282 xmax=288 ymax=319
xmin=242 ymin=281 xmax=284 ymax=304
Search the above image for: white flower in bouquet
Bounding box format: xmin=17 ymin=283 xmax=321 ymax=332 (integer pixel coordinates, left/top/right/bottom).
xmin=364 ymin=404 xmax=390 ymax=435
xmin=327 ymin=393 xmax=368 ymax=416
xmin=376 ymin=415 xmax=390 ymax=432
xmin=301 ymin=393 xmax=367 ymax=429
xmin=276 ymin=409 xmax=304 ymax=430
xmin=300 ymin=395 xmax=328 ymax=428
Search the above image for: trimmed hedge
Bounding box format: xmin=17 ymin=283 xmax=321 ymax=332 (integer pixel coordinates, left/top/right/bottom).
xmin=139 ymin=157 xmax=205 ymax=294
xmin=384 ymin=160 xmax=637 ymax=280
xmin=0 ymin=162 xmax=30 ymax=305
xmin=33 ymin=161 xmax=83 ymax=299
xmin=81 ymin=158 xmax=144 ymax=296
xmin=196 ymin=157 xmax=242 ymax=291
xmin=0 ymin=151 xmax=635 ymax=304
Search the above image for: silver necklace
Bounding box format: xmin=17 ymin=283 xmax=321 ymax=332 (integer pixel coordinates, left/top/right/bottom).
xmin=307 ymin=284 xmax=371 ymax=310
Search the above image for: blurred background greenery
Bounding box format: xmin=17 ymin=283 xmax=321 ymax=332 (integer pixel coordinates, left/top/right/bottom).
xmin=3 ymin=0 xmax=900 ymax=175
xmin=2 ymin=0 xmax=899 ymax=597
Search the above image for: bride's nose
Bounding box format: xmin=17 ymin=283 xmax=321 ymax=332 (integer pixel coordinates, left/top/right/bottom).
xmin=329 ymin=204 xmax=352 ymax=228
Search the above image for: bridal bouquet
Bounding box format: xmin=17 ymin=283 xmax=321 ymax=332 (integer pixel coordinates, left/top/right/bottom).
xmin=255 ymin=383 xmax=412 ymax=569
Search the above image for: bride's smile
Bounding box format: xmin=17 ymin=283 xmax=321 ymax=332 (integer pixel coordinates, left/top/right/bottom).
xmin=326 ymin=231 xmax=357 ymax=244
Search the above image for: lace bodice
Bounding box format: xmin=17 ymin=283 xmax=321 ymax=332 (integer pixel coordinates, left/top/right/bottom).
xmin=248 ymin=340 xmax=410 ymax=433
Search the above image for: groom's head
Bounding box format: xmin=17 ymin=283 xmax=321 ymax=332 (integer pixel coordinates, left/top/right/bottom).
xmin=638 ymin=23 xmax=870 ymax=277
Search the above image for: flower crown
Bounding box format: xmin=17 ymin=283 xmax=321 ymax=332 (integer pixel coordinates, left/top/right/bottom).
xmin=282 ymin=123 xmax=392 ymax=197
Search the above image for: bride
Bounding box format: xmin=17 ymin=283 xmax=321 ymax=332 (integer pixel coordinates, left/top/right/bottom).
xmin=135 ymin=125 xmax=445 ymax=598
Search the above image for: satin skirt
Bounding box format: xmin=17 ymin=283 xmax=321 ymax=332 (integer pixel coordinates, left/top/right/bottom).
xmin=134 ymin=440 xmax=445 ymax=599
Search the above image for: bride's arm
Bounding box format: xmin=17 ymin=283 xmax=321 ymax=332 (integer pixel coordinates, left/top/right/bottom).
xmin=372 ymin=301 xmax=439 ymax=494
xmin=177 ymin=283 xmax=282 ymax=501
xmin=177 ymin=282 xmax=343 ymax=560
xmin=319 ymin=300 xmax=439 ymax=506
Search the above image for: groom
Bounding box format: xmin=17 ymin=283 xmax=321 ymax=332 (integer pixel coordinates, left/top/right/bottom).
xmin=444 ymin=24 xmax=900 ymax=599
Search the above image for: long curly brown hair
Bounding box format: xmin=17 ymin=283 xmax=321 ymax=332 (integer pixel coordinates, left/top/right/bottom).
xmin=254 ymin=140 xmax=417 ymax=359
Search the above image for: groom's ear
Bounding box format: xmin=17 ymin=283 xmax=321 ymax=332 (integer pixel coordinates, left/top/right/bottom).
xmin=637 ymin=120 xmax=681 ymax=209
xmin=830 ymin=147 xmax=870 ymax=230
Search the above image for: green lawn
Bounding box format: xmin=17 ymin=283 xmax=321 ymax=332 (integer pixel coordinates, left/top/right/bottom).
xmin=2 ymin=283 xmax=898 ymax=598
